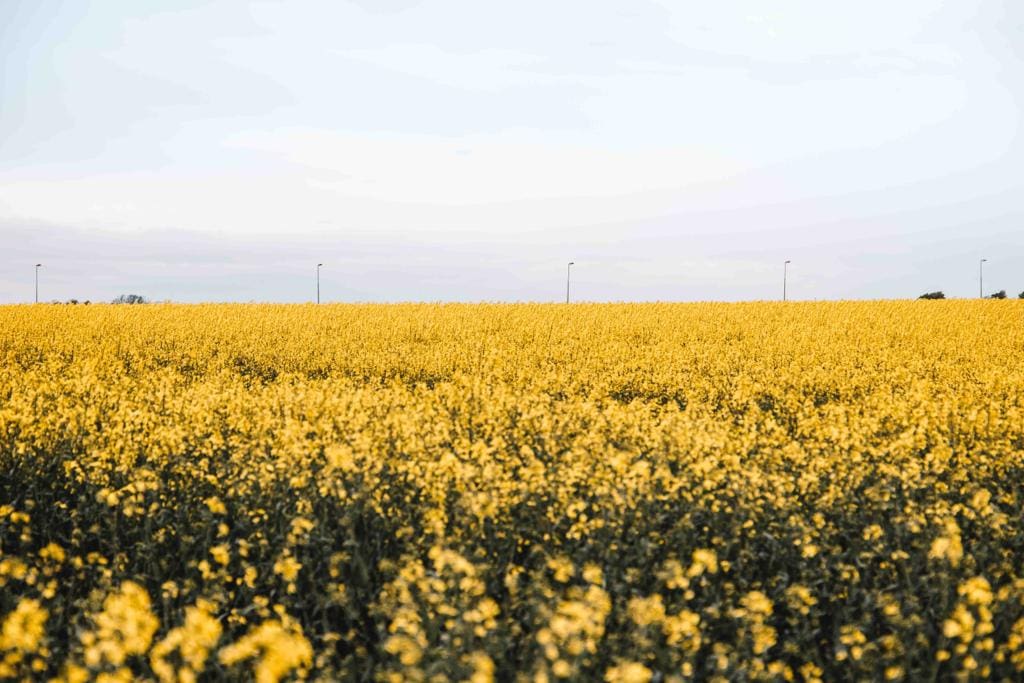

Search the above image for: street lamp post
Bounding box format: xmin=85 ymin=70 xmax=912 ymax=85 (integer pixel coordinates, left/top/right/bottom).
xmin=34 ymin=263 xmax=42 ymax=303
xmin=979 ymin=258 xmax=987 ymax=298
xmin=566 ymin=262 xmax=574 ymax=304
xmin=783 ymin=260 xmax=791 ymax=302
xmin=316 ymin=263 xmax=323 ymax=304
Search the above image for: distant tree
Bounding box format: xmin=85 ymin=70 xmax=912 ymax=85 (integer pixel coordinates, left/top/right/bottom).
xmin=66 ymin=299 xmax=79 ymax=305
xmin=112 ymin=294 xmax=148 ymax=304
xmin=918 ymin=291 xmax=945 ymax=300
xmin=1019 ymin=291 xmax=1024 ymax=299
xmin=990 ymin=290 xmax=1007 ymax=299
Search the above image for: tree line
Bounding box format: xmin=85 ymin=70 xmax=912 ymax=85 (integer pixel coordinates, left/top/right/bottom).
xmin=920 ymin=290 xmax=1024 ymax=300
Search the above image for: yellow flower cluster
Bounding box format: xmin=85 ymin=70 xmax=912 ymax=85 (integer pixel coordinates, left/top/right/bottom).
xmin=0 ymin=597 xmax=49 ymax=678
xmin=150 ymin=599 xmax=222 ymax=683
xmin=217 ymin=617 xmax=312 ymax=683
xmin=1 ymin=300 xmax=1024 ymax=680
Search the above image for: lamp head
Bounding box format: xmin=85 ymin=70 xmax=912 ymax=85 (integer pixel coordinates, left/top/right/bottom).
xmin=35 ymin=263 xmax=42 ymax=267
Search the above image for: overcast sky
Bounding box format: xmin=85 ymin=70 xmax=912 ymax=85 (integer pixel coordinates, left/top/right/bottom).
xmin=1 ymin=0 xmax=1022 ymax=303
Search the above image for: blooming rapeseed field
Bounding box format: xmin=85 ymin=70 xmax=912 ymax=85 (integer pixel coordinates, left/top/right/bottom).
xmin=2 ymin=301 xmax=1023 ymax=681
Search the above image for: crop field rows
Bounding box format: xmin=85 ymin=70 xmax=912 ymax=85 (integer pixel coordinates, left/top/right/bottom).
xmin=1 ymin=301 xmax=1024 ymax=681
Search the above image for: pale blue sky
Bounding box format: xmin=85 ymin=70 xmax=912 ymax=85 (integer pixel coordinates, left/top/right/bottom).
xmin=1 ymin=0 xmax=1022 ymax=302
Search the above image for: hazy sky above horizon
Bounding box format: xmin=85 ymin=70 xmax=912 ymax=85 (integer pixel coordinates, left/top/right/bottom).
xmin=1 ymin=0 xmax=1022 ymax=303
